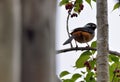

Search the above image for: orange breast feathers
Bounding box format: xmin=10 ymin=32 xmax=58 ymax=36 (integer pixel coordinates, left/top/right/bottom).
xmin=71 ymin=31 xmax=94 ymax=43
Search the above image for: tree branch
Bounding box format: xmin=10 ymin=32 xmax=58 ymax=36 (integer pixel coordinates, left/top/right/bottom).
xmin=57 ymin=47 xmax=120 ymax=57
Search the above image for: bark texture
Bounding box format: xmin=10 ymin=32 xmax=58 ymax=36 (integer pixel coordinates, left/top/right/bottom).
xmin=21 ymin=0 xmax=56 ymax=82
xmin=0 ymin=0 xmax=57 ymax=82
xmin=96 ymin=0 xmax=109 ymax=82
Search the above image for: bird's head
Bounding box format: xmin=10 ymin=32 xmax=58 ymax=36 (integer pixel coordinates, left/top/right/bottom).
xmin=84 ymin=23 xmax=97 ymax=30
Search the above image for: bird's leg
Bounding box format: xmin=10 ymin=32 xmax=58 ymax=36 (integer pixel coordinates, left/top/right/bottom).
xmin=75 ymin=41 xmax=78 ymax=49
xmin=86 ymin=42 xmax=90 ymax=47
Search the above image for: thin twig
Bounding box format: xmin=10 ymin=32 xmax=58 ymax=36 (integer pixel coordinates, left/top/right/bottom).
xmin=66 ymin=1 xmax=77 ymax=48
xmin=66 ymin=13 xmax=73 ymax=47
xmin=57 ymin=47 xmax=120 ymax=57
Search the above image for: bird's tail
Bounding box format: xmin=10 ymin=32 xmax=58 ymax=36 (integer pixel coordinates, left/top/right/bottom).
xmin=63 ymin=36 xmax=74 ymax=45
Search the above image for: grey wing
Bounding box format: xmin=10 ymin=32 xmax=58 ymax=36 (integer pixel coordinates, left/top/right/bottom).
xmin=63 ymin=36 xmax=74 ymax=45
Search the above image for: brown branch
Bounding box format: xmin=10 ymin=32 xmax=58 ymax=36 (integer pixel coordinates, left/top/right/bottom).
xmin=57 ymin=47 xmax=120 ymax=57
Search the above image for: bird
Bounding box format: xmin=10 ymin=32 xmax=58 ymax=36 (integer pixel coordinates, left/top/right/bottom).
xmin=63 ymin=23 xmax=97 ymax=47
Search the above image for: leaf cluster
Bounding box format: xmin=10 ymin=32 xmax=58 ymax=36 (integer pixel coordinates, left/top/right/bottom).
xmin=59 ymin=41 xmax=97 ymax=82
xmin=59 ymin=0 xmax=96 ymax=17
xmin=59 ymin=41 xmax=120 ymax=82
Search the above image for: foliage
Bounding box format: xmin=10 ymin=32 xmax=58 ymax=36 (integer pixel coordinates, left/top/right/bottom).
xmin=59 ymin=0 xmax=95 ymax=17
xmin=113 ymin=2 xmax=120 ymax=11
xmin=59 ymin=41 xmax=120 ymax=81
xmin=59 ymin=0 xmax=120 ymax=81
xmin=60 ymin=71 xmax=70 ymax=78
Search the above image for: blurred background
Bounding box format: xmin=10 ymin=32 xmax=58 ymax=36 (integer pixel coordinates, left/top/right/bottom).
xmin=0 ymin=0 xmax=56 ymax=82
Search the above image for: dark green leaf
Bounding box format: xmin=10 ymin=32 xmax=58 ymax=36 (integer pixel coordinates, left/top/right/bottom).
xmin=71 ymin=73 xmax=81 ymax=81
xmin=59 ymin=0 xmax=69 ymax=6
xmin=85 ymin=0 xmax=92 ymax=7
xmin=59 ymin=71 xmax=70 ymax=78
xmin=75 ymin=51 xmax=92 ymax=68
xmin=81 ymin=71 xmax=86 ymax=74
xmin=84 ymin=72 xmax=95 ymax=82
xmin=109 ymin=54 xmax=119 ymax=63
xmin=89 ymin=78 xmax=96 ymax=82
xmin=76 ymin=0 xmax=83 ymax=4
xmin=63 ymin=79 xmax=74 ymax=82
xmin=89 ymin=59 xmax=96 ymax=69
xmin=113 ymin=2 xmax=120 ymax=11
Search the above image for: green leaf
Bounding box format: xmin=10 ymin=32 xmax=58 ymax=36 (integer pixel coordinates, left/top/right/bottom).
xmin=81 ymin=71 xmax=86 ymax=74
xmin=59 ymin=0 xmax=69 ymax=6
xmin=91 ymin=41 xmax=97 ymax=54
xmin=92 ymin=0 xmax=96 ymax=2
xmin=76 ymin=0 xmax=83 ymax=4
xmin=74 ymin=0 xmax=83 ymax=13
xmin=91 ymin=41 xmax=97 ymax=48
xmin=71 ymin=73 xmax=81 ymax=81
xmin=63 ymin=79 xmax=74 ymax=82
xmin=109 ymin=54 xmax=119 ymax=63
xmin=85 ymin=0 xmax=92 ymax=7
xmin=74 ymin=3 xmax=80 ymax=13
xmin=109 ymin=55 xmax=113 ymax=62
xmin=89 ymin=59 xmax=96 ymax=69
xmin=109 ymin=63 xmax=117 ymax=81
xmin=59 ymin=71 xmax=70 ymax=78
xmin=113 ymin=2 xmax=120 ymax=11
xmin=75 ymin=51 xmax=92 ymax=68
xmin=84 ymin=72 xmax=95 ymax=82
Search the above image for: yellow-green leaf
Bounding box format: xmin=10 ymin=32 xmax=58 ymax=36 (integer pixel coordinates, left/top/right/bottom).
xmin=71 ymin=73 xmax=81 ymax=81
xmin=59 ymin=71 xmax=70 ymax=78
xmin=91 ymin=41 xmax=97 ymax=54
xmin=59 ymin=0 xmax=69 ymax=6
xmin=63 ymin=79 xmax=74 ymax=82
xmin=113 ymin=2 xmax=120 ymax=11
xmin=76 ymin=0 xmax=83 ymax=4
xmin=75 ymin=51 xmax=92 ymax=68
xmin=86 ymin=0 xmax=92 ymax=7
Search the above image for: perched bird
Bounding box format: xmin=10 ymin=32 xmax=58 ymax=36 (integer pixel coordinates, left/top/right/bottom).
xmin=63 ymin=23 xmax=97 ymax=47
